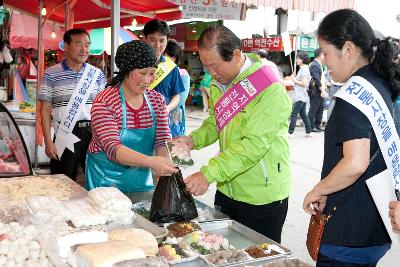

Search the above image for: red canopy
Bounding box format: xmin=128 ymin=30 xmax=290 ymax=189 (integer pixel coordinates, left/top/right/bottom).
xmin=4 ymin=0 xmax=182 ymax=29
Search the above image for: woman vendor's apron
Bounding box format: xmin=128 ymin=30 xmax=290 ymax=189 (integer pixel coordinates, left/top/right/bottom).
xmin=85 ymin=85 xmax=156 ymax=193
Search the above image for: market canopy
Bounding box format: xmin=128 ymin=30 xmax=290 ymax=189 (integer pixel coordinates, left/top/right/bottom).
xmin=4 ymin=0 xmax=182 ymax=29
xmin=10 ymin=11 xmax=65 ymax=50
xmin=229 ymin=0 xmax=356 ymax=13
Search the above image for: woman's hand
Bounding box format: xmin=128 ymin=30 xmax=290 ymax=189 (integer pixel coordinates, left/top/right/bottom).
xmin=173 ymin=136 xmax=194 ymax=150
xmin=149 ymin=156 xmax=178 ymax=178
xmin=303 ymin=186 xmax=327 ymax=215
xmin=389 ymin=201 xmax=400 ymax=232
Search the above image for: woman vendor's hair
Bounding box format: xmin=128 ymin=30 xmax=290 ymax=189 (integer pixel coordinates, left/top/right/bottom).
xmin=164 ymin=40 xmax=183 ymax=65
xmin=296 ymin=51 xmax=310 ymax=64
xmin=317 ymin=9 xmax=400 ymax=100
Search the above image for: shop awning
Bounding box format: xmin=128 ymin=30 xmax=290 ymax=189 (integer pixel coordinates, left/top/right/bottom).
xmin=230 ymin=0 xmax=356 ymax=13
xmin=10 ymin=11 xmax=65 ymax=50
xmin=4 ymin=0 xmax=182 ymax=29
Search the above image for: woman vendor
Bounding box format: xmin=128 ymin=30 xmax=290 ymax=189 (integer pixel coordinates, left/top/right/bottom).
xmin=86 ymin=40 xmax=178 ymax=193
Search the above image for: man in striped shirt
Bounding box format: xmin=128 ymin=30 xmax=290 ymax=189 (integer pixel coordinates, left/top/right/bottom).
xmin=38 ymin=28 xmax=106 ymax=181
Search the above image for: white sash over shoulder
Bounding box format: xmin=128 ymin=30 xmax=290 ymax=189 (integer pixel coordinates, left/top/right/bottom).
xmin=335 ymin=76 xmax=400 ymax=243
xmin=54 ymin=64 xmax=101 ymax=159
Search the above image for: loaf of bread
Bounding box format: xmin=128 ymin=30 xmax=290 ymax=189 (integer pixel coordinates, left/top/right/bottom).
xmin=108 ymin=228 xmax=158 ymax=256
xmin=74 ymin=240 xmax=145 ymax=267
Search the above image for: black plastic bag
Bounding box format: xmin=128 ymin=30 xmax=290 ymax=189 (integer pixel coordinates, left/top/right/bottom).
xmin=149 ymin=169 xmax=198 ymax=223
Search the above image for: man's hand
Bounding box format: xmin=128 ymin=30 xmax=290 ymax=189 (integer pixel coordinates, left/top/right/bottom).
xmin=389 ymin=201 xmax=400 ymax=232
xmin=173 ymin=136 xmax=194 ymax=150
xmin=44 ymin=142 xmax=58 ymax=160
xmin=184 ymin=171 xmax=209 ymax=196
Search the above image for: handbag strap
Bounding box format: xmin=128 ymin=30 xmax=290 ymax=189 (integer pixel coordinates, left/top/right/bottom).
xmin=325 ymin=148 xmax=381 ymax=218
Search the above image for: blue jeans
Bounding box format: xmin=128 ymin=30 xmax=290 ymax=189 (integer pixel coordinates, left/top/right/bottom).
xmin=288 ymin=101 xmax=312 ymax=134
xmin=317 ymin=253 xmax=377 ymax=267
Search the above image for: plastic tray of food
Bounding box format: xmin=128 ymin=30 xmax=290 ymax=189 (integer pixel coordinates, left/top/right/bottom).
xmin=165 ymin=221 xmax=202 ymax=238
xmin=198 ymin=220 xmax=291 ymax=255
xmin=201 ymin=249 xmax=254 ymax=266
xmin=159 ymin=239 xmax=199 ymax=264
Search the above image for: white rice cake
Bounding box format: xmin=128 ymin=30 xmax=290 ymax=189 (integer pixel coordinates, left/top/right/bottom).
xmin=63 ymin=198 xmax=107 ymax=228
xmin=88 ymin=187 xmax=132 ymax=212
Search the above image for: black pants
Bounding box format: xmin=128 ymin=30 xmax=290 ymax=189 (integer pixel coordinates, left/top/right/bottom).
xmin=50 ymin=121 xmax=92 ymax=181
xmin=214 ymin=190 xmax=288 ymax=243
xmin=308 ymin=96 xmax=324 ymax=128
xmin=288 ymin=101 xmax=312 ymax=134
xmin=317 ymin=253 xmax=377 ymax=267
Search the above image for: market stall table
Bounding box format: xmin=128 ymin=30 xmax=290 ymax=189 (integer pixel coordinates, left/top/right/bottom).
xmin=0 ymin=174 xmax=310 ymax=266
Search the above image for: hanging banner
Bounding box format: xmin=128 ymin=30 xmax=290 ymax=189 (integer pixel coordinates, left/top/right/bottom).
xmin=170 ymin=0 xmax=246 ymax=21
xmin=242 ymin=37 xmax=295 ymax=52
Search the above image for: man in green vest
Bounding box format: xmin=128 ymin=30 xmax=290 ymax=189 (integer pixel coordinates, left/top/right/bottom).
xmin=175 ymin=26 xmax=292 ymax=243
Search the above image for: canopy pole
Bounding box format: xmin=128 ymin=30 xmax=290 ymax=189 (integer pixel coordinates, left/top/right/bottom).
xmin=65 ymin=0 xmax=69 ymax=30
xmin=34 ymin=0 xmax=44 ymax=169
xmin=111 ymin=0 xmax=120 ymax=76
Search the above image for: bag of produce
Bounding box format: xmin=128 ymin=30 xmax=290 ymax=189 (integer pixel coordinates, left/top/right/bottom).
xmin=166 ymin=141 xmax=194 ymax=166
xmin=149 ymin=169 xmax=198 ymax=223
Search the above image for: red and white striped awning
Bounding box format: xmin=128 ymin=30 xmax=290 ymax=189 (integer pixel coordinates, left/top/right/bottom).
xmin=230 ymin=0 xmax=356 ymax=13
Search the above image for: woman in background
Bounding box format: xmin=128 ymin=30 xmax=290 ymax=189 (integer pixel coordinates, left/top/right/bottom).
xmin=164 ymin=40 xmax=190 ymax=136
xmin=288 ymin=51 xmax=312 ymax=138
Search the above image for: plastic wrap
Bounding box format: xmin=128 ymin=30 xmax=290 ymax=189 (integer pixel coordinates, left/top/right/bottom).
xmin=88 ymin=187 xmax=132 ymax=211
xmin=108 ymin=228 xmax=158 ymax=256
xmin=26 ymin=196 xmax=71 ymax=219
xmin=0 ymin=221 xmax=55 ymax=267
xmin=63 ymin=198 xmax=107 ymax=228
xmin=70 ymin=240 xmax=146 ymax=267
xmin=166 ymin=141 xmax=194 ymax=166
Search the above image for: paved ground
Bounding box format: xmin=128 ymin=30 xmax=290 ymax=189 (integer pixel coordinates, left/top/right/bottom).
xmin=182 ymin=105 xmax=399 ymax=266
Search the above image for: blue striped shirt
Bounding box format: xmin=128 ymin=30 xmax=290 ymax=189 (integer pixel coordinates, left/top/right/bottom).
xmin=38 ymin=59 xmax=106 ymax=128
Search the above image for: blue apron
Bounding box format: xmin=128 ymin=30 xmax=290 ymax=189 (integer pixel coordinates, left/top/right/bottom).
xmin=85 ymin=85 xmax=156 ymax=193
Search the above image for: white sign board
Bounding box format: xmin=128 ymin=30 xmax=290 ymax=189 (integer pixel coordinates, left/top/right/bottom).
xmin=281 ymin=31 xmax=293 ymax=56
xmin=171 ymin=0 xmax=245 ymax=21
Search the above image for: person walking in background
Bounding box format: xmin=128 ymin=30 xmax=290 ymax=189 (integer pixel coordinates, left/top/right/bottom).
xmin=164 ymin=39 xmax=190 ymax=136
xmin=143 ymin=19 xmax=185 ymax=137
xmin=175 ymin=25 xmax=292 ymax=243
xmin=288 ymin=51 xmax=312 ymax=138
xmin=38 ymin=28 xmax=106 ymax=181
xmin=308 ymin=48 xmax=328 ymax=132
xmin=199 ymin=70 xmax=212 ymax=113
xmin=303 ymin=9 xmax=400 ymax=266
